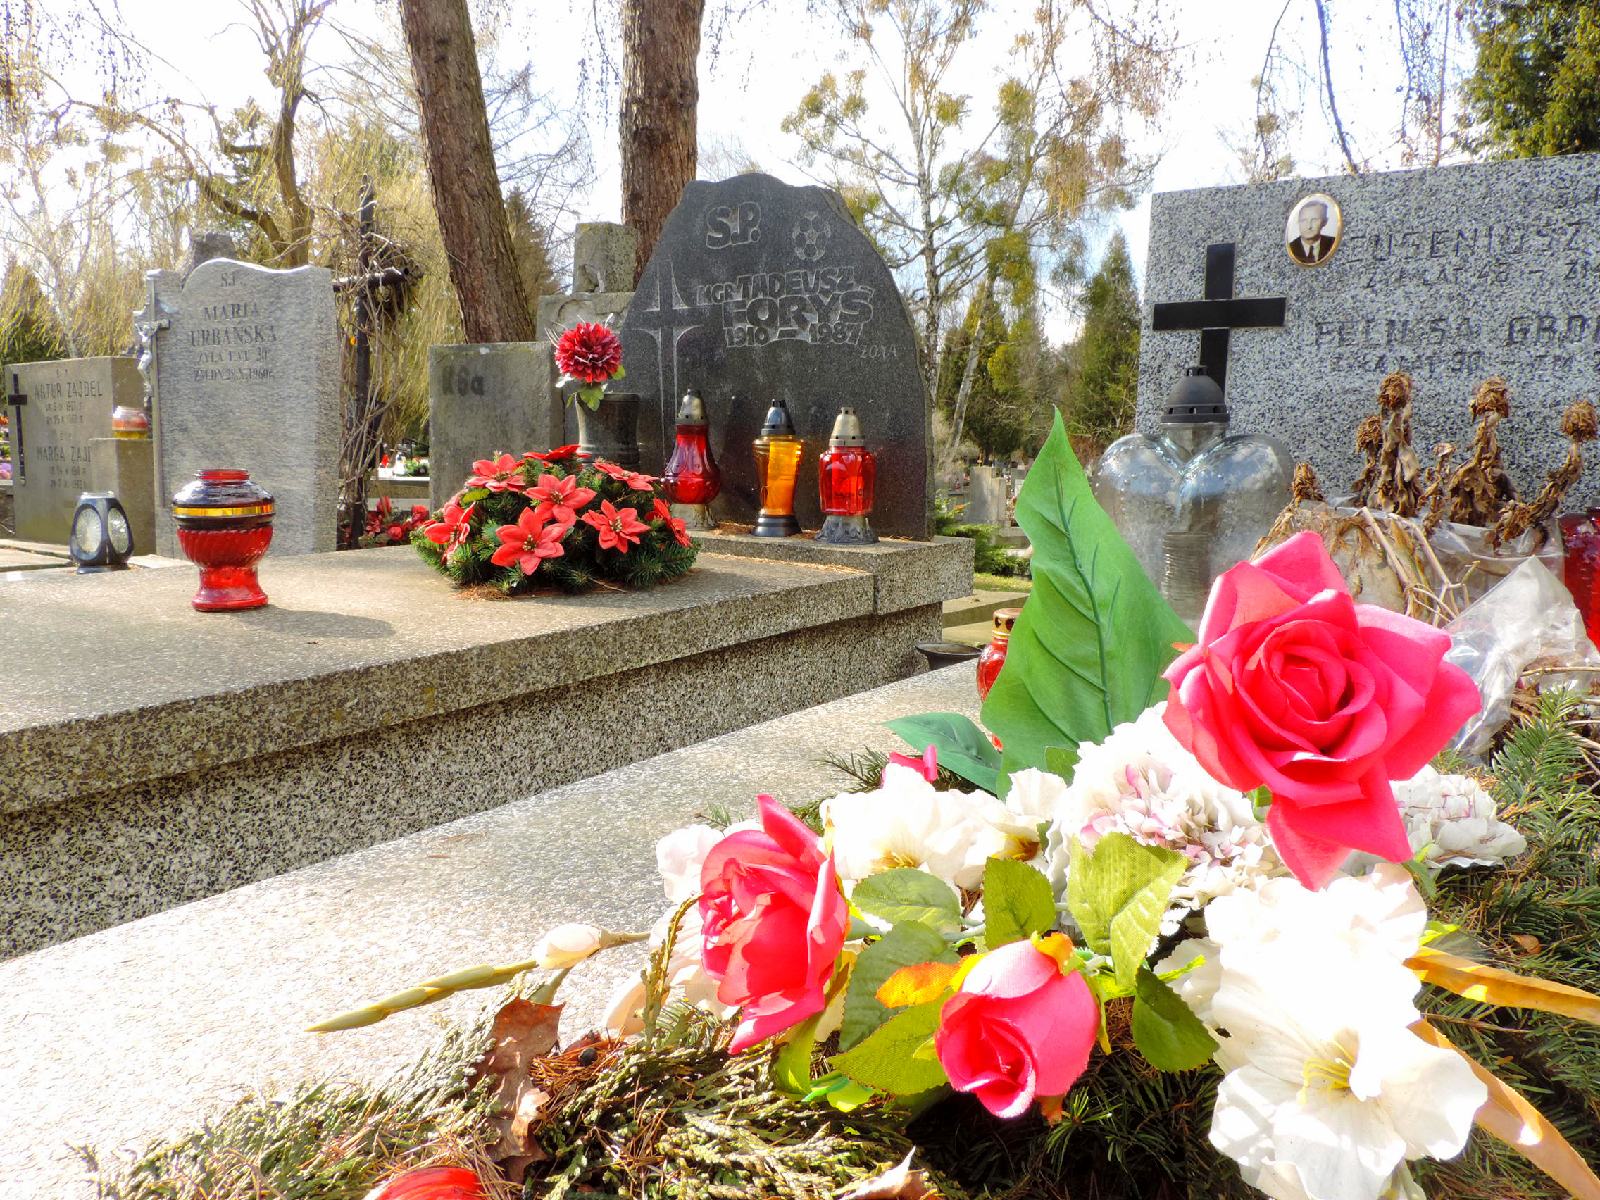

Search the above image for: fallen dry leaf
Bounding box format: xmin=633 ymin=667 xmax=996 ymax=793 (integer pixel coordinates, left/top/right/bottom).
xmin=467 ymin=998 xmax=562 ymax=1181
xmin=837 ymin=1151 xmax=939 ymax=1199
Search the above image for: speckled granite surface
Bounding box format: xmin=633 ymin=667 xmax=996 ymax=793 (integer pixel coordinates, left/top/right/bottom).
xmin=1 ymin=600 xmax=943 ymax=955
xmin=0 ymin=663 xmax=981 ymax=1200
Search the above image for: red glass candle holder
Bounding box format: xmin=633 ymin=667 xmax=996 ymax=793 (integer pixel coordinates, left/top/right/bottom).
xmin=663 ymin=388 xmax=721 ymax=530
xmin=1561 ymin=510 xmax=1600 ymax=649
xmin=362 ymin=1167 xmax=487 ymax=1200
xmin=976 ymin=607 xmax=1021 ymax=699
xmin=816 ymin=407 xmax=878 ymax=545
xmin=171 ymin=468 xmax=275 ymax=612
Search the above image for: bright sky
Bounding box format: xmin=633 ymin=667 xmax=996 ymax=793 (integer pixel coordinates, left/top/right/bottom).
xmin=38 ymin=0 xmax=1471 ymax=340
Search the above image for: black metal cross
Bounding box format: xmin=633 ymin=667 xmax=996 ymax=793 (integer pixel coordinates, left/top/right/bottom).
xmin=1151 ymin=243 xmax=1286 ymax=395
xmin=6 ymin=370 xmax=25 ymax=482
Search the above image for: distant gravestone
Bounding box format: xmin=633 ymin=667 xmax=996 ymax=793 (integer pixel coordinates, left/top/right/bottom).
xmin=3 ymin=357 xmax=137 ymax=543
xmin=144 ymin=260 xmax=340 ymax=557
xmin=427 ymin=342 xmax=559 ymax=507
xmin=1138 ymin=152 xmax=1600 ymax=504
xmin=964 ymin=464 xmax=1007 ymax=526
xmin=619 ymin=174 xmax=932 ymax=538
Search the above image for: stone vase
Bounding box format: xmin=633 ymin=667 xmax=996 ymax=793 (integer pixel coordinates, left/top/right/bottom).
xmin=574 ymin=391 xmax=641 ymax=468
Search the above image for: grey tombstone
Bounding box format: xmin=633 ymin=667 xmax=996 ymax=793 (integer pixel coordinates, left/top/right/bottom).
xmin=964 ymin=464 xmax=1007 ymax=526
xmin=619 ymin=173 xmax=933 ymax=538
xmin=1138 ymin=151 xmax=1600 ymax=505
xmin=573 ymin=221 xmax=638 ymax=293
xmin=145 ymin=260 xmax=340 ymax=557
xmin=428 ymin=342 xmax=560 ymax=508
xmin=3 ymin=357 xmax=137 ymax=544
xmin=188 ymin=230 xmax=237 ymax=272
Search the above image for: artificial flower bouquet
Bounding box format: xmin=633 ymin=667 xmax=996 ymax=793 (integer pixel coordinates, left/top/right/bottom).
xmin=323 ymin=414 xmax=1600 ymax=1200
xmin=413 ymin=445 xmax=697 ymax=596
xmin=364 ymin=497 xmax=431 ymax=547
xmin=553 ymin=320 xmax=626 ymax=410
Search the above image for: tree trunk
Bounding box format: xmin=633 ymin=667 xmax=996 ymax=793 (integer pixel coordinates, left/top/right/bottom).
xmin=621 ymin=0 xmax=705 ymax=282
xmin=949 ymin=271 xmax=995 ymax=450
xmin=398 ymin=0 xmax=534 ymax=343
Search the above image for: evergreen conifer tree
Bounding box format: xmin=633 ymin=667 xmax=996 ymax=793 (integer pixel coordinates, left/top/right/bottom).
xmin=1062 ymin=234 xmax=1140 ymax=453
xmin=1465 ymin=0 xmax=1600 ymax=157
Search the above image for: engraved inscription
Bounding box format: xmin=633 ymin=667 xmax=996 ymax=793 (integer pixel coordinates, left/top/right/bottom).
xmin=697 ymin=267 xmax=875 ymax=348
xmin=186 ymin=298 xmax=278 ymax=382
xmin=706 ymin=202 xmax=761 ymax=249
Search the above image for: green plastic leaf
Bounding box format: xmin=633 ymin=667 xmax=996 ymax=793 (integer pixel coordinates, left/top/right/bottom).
xmin=980 ymin=411 xmax=1193 ymax=774
xmin=613 ymin=364 xmax=626 ymax=380
xmin=983 ymin=857 xmax=1057 ymax=950
xmin=1067 ymin=832 xmax=1187 ymax=989
xmin=885 ymin=712 xmax=1001 ymax=793
xmin=1044 ymin=745 xmax=1080 ymax=780
xmin=851 ymin=869 xmax=963 ymax=938
xmin=840 ymin=922 xmax=956 ymax=1050
xmin=1132 ymin=967 xmax=1217 ymax=1071
xmin=830 ymin=1001 xmax=947 ymax=1095
xmin=772 ymin=1007 xmax=826 ymax=1095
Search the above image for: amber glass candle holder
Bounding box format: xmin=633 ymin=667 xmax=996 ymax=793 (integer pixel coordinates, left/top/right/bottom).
xmin=663 ymin=388 xmax=722 ymax=530
xmin=171 ymin=468 xmax=275 ymax=611
xmin=817 ymin=406 xmax=878 ymax=545
xmin=753 ymin=397 xmax=803 ymax=538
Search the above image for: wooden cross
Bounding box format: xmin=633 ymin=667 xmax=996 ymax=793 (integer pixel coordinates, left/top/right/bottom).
xmin=6 ymin=370 xmax=25 ymax=482
xmin=1151 ymin=243 xmax=1286 ymax=395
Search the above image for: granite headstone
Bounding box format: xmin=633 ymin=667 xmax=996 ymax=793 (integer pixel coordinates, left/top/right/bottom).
xmin=145 ymin=259 xmax=340 ymax=557
xmin=1138 ymin=152 xmax=1600 ymax=505
xmin=3 ymin=357 xmax=137 ymax=544
xmin=427 ymin=342 xmax=561 ymax=508
xmin=619 ymin=173 xmax=933 ymax=538
xmin=964 ymin=464 xmax=1007 ymax=526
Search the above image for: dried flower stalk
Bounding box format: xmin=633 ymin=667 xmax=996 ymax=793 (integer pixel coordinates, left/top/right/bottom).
xmin=1350 ymin=414 xmax=1384 ymax=507
xmin=1370 ymin=372 xmax=1423 ymax=517
xmin=1492 ymin=400 xmax=1598 ymax=548
xmin=1446 ymin=377 xmax=1519 ymax=528
xmin=1420 ymin=442 xmax=1456 ymax=534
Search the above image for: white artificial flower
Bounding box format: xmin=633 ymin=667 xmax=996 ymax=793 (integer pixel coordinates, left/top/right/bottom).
xmin=656 ymin=823 xmax=724 ymax=902
xmin=822 ymin=763 xmax=1009 ymax=890
xmin=1186 ymin=867 xmax=1485 ymax=1200
xmin=1044 ymin=703 xmax=1283 ymax=927
xmin=1392 ymin=766 xmax=1526 ymax=869
xmin=530 ymin=922 xmax=606 ymax=969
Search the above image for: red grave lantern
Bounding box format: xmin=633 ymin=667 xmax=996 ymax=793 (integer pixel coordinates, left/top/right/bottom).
xmin=662 ymin=388 xmax=721 ymax=530
xmin=170 ymin=469 xmax=275 ymax=611
xmin=816 ymin=406 xmax=878 ymax=545
xmin=361 ymin=1167 xmax=487 ymax=1200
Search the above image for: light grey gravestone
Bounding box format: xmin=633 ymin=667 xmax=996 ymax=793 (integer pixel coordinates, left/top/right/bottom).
xmin=428 ymin=342 xmax=559 ymax=508
xmin=3 ymin=356 xmax=137 ymax=544
xmin=618 ymin=173 xmax=933 ymax=539
xmin=145 ymin=260 xmax=340 ymax=557
xmin=964 ymin=464 xmax=1008 ymax=526
xmin=1138 ymin=151 xmax=1600 ymax=505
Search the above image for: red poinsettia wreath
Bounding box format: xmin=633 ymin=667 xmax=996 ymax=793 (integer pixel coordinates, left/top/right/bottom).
xmin=553 ymin=322 xmax=625 ymax=410
xmin=412 ymin=444 xmax=697 ymax=595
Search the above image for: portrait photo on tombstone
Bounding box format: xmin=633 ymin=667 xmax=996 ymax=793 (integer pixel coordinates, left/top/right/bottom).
xmin=1285 ymin=193 xmax=1342 ymax=266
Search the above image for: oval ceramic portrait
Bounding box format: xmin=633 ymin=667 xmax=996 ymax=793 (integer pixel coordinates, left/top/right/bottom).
xmin=1285 ymin=193 xmax=1343 ymax=267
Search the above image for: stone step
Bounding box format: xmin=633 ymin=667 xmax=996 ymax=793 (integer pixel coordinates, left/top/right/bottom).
xmin=944 ymin=617 xmax=999 ymax=647
xmin=941 ymin=588 xmax=1028 ymax=629
xmin=0 ymin=662 xmax=982 ymax=1200
xmin=0 ymin=536 xmax=970 ymax=957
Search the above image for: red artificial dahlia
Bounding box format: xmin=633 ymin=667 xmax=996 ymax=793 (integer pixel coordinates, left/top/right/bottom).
xmin=554 ymin=322 xmax=623 ymax=385
xmin=466 ymin=453 xmax=526 ymax=493
xmin=491 ymin=508 xmax=567 ymax=574
xmin=582 ymin=500 xmax=650 ymax=553
xmin=652 ymin=497 xmax=692 ymax=548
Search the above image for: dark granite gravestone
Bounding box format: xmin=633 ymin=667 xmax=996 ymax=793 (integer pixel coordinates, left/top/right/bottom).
xmin=619 ymin=174 xmax=932 ymax=538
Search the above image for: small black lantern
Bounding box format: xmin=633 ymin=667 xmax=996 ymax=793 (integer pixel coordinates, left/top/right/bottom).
xmin=69 ymin=492 xmax=135 ymax=572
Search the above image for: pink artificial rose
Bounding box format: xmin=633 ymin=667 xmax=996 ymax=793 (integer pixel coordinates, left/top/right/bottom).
xmin=1163 ymin=531 xmax=1481 ymax=889
xmin=700 ymin=794 xmax=848 ymax=1053
xmin=935 ymin=937 xmax=1098 ymax=1118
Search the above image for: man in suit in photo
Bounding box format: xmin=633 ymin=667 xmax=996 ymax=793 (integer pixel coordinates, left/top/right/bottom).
xmin=1288 ymin=200 xmax=1336 ymax=265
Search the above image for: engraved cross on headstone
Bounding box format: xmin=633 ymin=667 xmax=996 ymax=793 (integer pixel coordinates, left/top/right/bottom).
xmin=628 ymin=263 xmax=708 ymax=440
xmin=6 ymin=370 xmax=26 ymax=480
xmin=1151 ymin=243 xmax=1286 ymax=394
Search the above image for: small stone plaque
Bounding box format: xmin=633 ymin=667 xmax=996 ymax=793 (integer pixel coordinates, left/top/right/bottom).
xmin=146 ymin=260 xmax=341 ymax=557
xmin=428 ymin=342 xmax=562 ymax=507
xmin=1138 ymin=152 xmax=1600 ymax=504
xmin=3 ymin=357 xmax=136 ymax=544
xmin=619 ymin=174 xmax=932 ymax=538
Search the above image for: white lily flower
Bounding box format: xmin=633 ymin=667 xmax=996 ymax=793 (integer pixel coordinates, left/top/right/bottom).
xmin=1187 ymin=868 xmax=1485 ymax=1200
